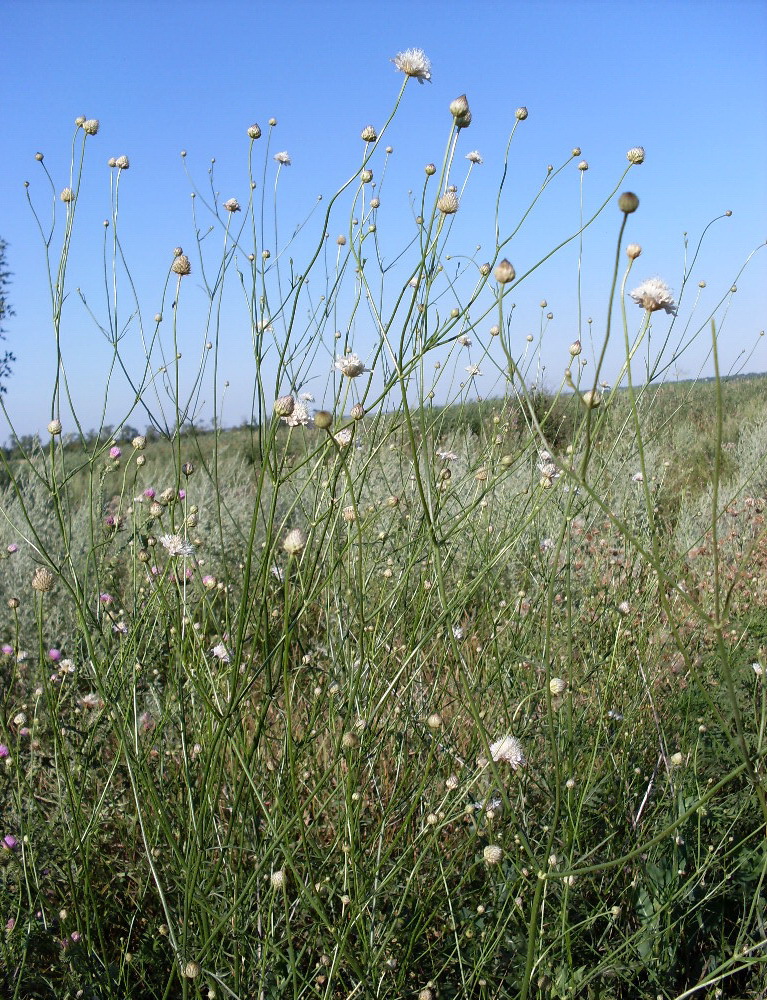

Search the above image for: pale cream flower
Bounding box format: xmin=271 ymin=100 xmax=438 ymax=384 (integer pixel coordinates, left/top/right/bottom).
xmin=466 ymin=150 xmax=483 ymax=164
xmin=485 ymin=735 xmax=525 ymax=769
xmin=483 ymin=844 xmax=503 ymax=865
xmin=283 ymin=527 xmax=307 ymax=555
xmin=274 ymin=151 xmax=291 ymax=165
xmin=223 ymin=198 xmax=241 ymax=212
xmin=159 ymin=534 xmax=194 ymax=557
xmin=630 ymin=277 xmax=676 ymax=315
xmin=627 ymin=146 xmax=645 ymax=164
xmin=334 ymin=353 xmax=369 ymax=377
xmin=392 ymin=48 xmax=432 ymax=84
xmin=437 ymin=192 xmax=459 ymax=214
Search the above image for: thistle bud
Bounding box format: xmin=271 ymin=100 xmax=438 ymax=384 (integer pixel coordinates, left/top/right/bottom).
xmin=494 ymin=259 xmax=516 ymax=284
xmin=618 ymin=192 xmax=639 ymax=214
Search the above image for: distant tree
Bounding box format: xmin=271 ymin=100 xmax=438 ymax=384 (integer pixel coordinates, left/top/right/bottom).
xmin=0 ymin=238 xmax=16 ymax=393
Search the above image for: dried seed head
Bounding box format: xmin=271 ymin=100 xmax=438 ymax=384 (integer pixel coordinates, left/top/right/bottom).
xmin=107 ymin=157 xmax=117 ymax=168
xmin=270 ymin=869 xmax=286 ymax=889
xmin=32 ymin=567 xmax=55 ymax=593
xmin=132 ymin=435 xmax=147 ymax=450
xmin=7 ymin=597 xmax=20 ymax=609
xmin=578 ymin=160 xmax=588 ymax=171
xmin=618 ymin=191 xmax=639 ymax=214
xmin=494 ymin=259 xmax=516 ymax=284
xmin=360 ymin=125 xmax=377 ymax=142
xmin=47 ymin=419 xmax=62 ymax=435
xmin=626 ymin=243 xmax=642 ymax=260
xmin=342 ymin=505 xmax=356 ymax=523
xmin=515 ymin=107 xmax=528 ymax=120
xmin=247 ymin=123 xmax=262 ymax=139
xmin=337 ymin=235 xmax=347 ymax=246
xmin=83 ymin=119 xmax=99 ymax=135
xmin=627 ymin=146 xmax=645 ymax=164
xmin=182 ymin=961 xmax=201 ymax=980
xmin=341 ymin=731 xmax=359 ymax=749
xmin=283 ymin=528 xmax=307 ymax=555
xmin=171 ymin=254 xmax=192 ymax=276
xmin=437 ymin=191 xmax=459 ymax=214
xmin=360 ymin=169 xmax=373 ymax=183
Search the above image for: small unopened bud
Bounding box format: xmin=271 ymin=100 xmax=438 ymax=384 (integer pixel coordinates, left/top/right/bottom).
xmin=350 ymin=403 xmax=365 ymax=420
xmin=479 ymin=262 xmax=490 ymax=276
xmin=515 ymin=107 xmax=528 ymax=120
xmin=425 ymin=163 xmax=436 ymax=176
xmin=60 ymin=188 xmax=74 ymax=203
xmin=626 ymin=243 xmax=642 ymax=260
xmin=35 ymin=152 xmax=44 ymax=161
xmin=247 ymin=123 xmax=262 ymax=139
xmin=581 ymin=389 xmax=602 ymax=409
xmin=48 ymin=419 xmax=62 ymax=435
xmin=618 ymin=192 xmax=639 ymax=214
xmin=494 ymin=259 xmax=516 ymax=284
xmin=337 ymin=235 xmax=347 ymax=246
xmin=626 ymin=147 xmax=645 ymax=164
xmin=274 ymin=395 xmax=295 ymax=417
xmin=314 ymin=410 xmax=333 ymax=430
xmin=571 ymin=147 xmax=581 ymax=157
xmin=449 ymin=94 xmax=470 ymax=118
xmin=569 ymin=340 xmax=582 ymax=356
xmin=182 ymin=462 xmax=194 ymax=477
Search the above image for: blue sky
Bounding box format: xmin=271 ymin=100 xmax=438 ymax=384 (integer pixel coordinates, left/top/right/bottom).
xmin=1 ymin=0 xmax=765 ymax=439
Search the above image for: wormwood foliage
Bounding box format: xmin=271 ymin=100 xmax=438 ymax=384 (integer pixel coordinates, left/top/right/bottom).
xmin=1 ymin=52 xmax=766 ymax=1000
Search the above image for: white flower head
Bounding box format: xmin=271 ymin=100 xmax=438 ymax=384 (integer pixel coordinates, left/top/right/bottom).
xmin=283 ymin=527 xmax=307 ymax=556
xmin=223 ymin=198 xmax=241 ymax=212
xmin=392 ymin=48 xmax=432 ymax=84
xmin=457 ymin=335 xmax=472 ymax=347
xmin=159 ymin=533 xmax=194 ymax=557
xmin=334 ymin=353 xmax=370 ymax=378
xmin=466 ymin=150 xmax=483 ymax=164
xmin=486 ymin=735 xmax=525 ymax=769
xmin=436 ymin=449 xmax=458 ymax=461
xmin=211 ymin=642 xmax=231 ymax=662
xmin=630 ymin=277 xmax=677 ymax=315
xmin=282 ymin=401 xmax=310 ymax=427
xmin=334 ymin=427 xmax=353 ymax=448
xmin=274 ymin=151 xmax=291 ymax=166
xmin=465 ymin=365 xmax=482 ymax=377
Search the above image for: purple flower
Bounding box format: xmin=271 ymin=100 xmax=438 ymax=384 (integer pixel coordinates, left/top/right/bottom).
xmin=109 ymin=446 xmax=122 ymax=459
xmin=143 ymin=488 xmax=156 ymax=499
xmin=1 ymin=644 xmax=13 ymax=656
xmin=99 ymin=593 xmax=114 ymax=605
xmin=178 ymin=489 xmax=186 ymax=500
xmin=6 ymin=543 xmax=18 ymax=554
xmin=2 ymin=835 xmax=18 ymax=850
xmin=48 ymin=648 xmax=61 ymax=662
xmin=5 ymin=917 xmax=15 ymax=932
xmin=0 ymin=745 xmax=9 ymax=758
xmin=104 ymin=515 xmax=115 ymax=527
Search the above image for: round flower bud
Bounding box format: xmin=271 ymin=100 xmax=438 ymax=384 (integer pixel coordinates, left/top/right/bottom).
xmin=483 ymin=844 xmax=503 ymax=865
xmin=369 ymin=197 xmax=380 ymax=209
xmin=426 ymin=712 xmax=443 ymax=730
xmin=618 ymin=192 xmax=639 ymax=214
xmin=449 ymin=94 xmax=470 ymax=118
xmin=131 ymin=435 xmax=146 ymax=450
xmin=314 ymin=410 xmax=333 ymax=430
xmin=107 ymin=157 xmax=117 ymax=168
xmin=627 ymin=147 xmax=645 ymax=165
xmin=182 ymin=462 xmax=194 ymax=478
xmin=571 ymin=147 xmax=581 ymax=157
xmin=549 ymin=677 xmax=567 ymax=695
xmin=32 ymin=567 xmax=55 ymax=592
xmin=223 ymin=198 xmax=240 ymax=212
xmin=341 ymin=731 xmax=359 ymax=749
xmin=360 ymin=125 xmax=377 ymax=142
xmin=283 ymin=528 xmax=307 ymax=556
xmin=268 ymin=117 xmax=277 ymax=126
xmin=626 ymin=243 xmax=642 ymax=260
xmin=350 ymin=403 xmax=365 ymax=420
xmin=581 ymin=389 xmax=602 ymax=409
xmin=569 ymin=340 xmax=582 ymax=357
xmin=182 ymin=961 xmax=201 ymax=980
xmin=578 ymin=160 xmax=588 ymax=171
xmin=425 ymin=163 xmax=437 ymax=176
xmin=494 ymin=259 xmax=516 ymax=284
xmin=479 ymin=262 xmax=491 ymax=276
xmin=35 ymin=152 xmax=44 ymax=161
xmin=7 ymin=597 xmax=20 ymax=609
xmin=75 ymin=116 xmax=86 ymax=127
xmin=171 ymin=254 xmax=192 ymax=276
xmin=60 ymin=188 xmax=74 ymax=203
xmin=83 ymin=119 xmax=99 ymax=135
xmin=437 ymin=192 xmax=459 ymax=214
xmin=337 ymin=235 xmax=347 ymax=246
xmin=360 ymin=169 xmax=373 ymax=183
xmin=48 ymin=419 xmax=62 ymax=435
xmin=247 ymin=123 xmax=262 ymax=139
xmin=514 ymin=107 xmax=528 ymax=120
xmin=115 ymin=155 xmax=130 ymax=170
xmin=274 ymin=395 xmax=295 ymax=417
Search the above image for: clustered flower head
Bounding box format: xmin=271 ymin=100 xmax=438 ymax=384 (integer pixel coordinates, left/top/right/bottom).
xmin=159 ymin=534 xmax=194 ymax=557
xmin=630 ymin=277 xmax=677 ymax=315
xmin=466 ymin=150 xmax=483 ymax=164
xmin=247 ymin=123 xmax=262 ymax=140
xmin=83 ymin=119 xmax=99 ymax=135
xmin=223 ymin=198 xmax=240 ymax=213
xmin=437 ymin=191 xmax=459 ymax=215
xmin=283 ymin=527 xmax=307 ymax=556
xmin=171 ymin=254 xmax=192 ymax=276
xmin=274 ymin=151 xmax=291 ymax=166
xmin=392 ymin=48 xmax=432 ymax=84
xmin=360 ymin=125 xmax=377 ymax=142
xmin=32 ymin=567 xmax=55 ymax=593
xmin=627 ymin=146 xmax=645 ymax=164
xmin=334 ymin=353 xmax=369 ymax=378
xmin=485 ymin=735 xmax=525 ymax=770
xmin=115 ymin=155 xmax=129 ymax=170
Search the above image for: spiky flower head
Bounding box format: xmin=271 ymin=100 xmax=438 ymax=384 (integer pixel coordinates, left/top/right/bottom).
xmin=283 ymin=527 xmax=307 ymax=556
xmin=494 ymin=259 xmax=516 ymax=284
xmin=159 ymin=534 xmax=194 ymax=557
xmin=515 ymin=107 xmax=528 ymax=120
xmin=274 ymin=151 xmax=291 ymax=166
xmin=483 ymin=844 xmax=504 ymax=865
xmin=437 ymin=192 xmax=459 ymax=214
xmin=223 ymin=198 xmax=240 ymax=212
xmin=60 ymin=188 xmax=74 ymax=203
xmin=171 ymin=254 xmax=192 ymax=276
xmin=83 ymin=119 xmax=99 ymax=135
xmin=32 ymin=567 xmax=55 ymax=593
xmin=627 ymin=146 xmax=645 ymax=164
xmin=392 ymin=48 xmax=432 ymax=84
xmin=487 ymin=735 xmax=525 ymax=769
xmin=247 ymin=123 xmax=262 ymax=139
xmin=466 ymin=150 xmax=483 ymax=164
xmin=360 ymin=125 xmax=377 ymax=142
xmin=47 ymin=419 xmax=62 ymax=435
xmin=630 ymin=277 xmax=676 ymax=315
xmin=335 ymin=353 xmax=369 ymax=378
xmin=274 ymin=394 xmax=295 ymax=417
xmin=115 ymin=155 xmax=130 ymax=170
